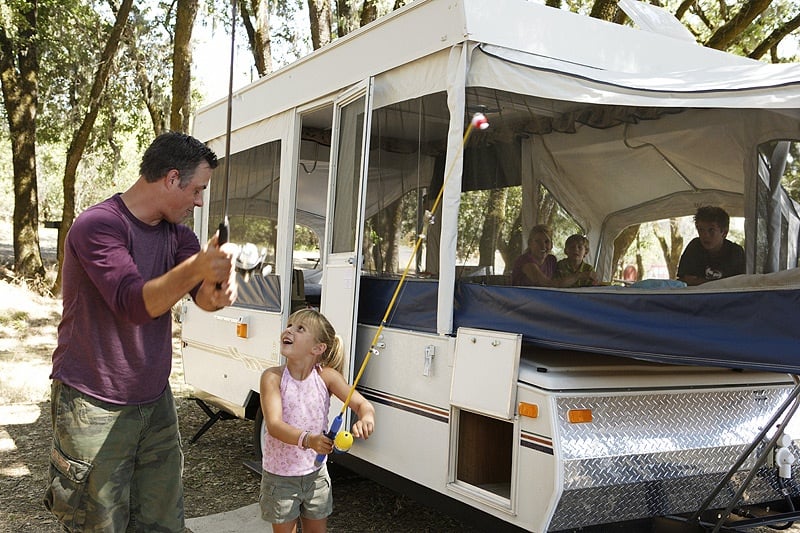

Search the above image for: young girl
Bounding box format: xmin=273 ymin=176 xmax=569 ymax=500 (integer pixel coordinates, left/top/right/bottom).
xmin=259 ymin=309 xmax=376 ymax=533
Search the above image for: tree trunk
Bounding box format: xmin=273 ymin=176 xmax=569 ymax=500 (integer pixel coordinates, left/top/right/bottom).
xmin=171 ymin=0 xmax=198 ymax=132
xmin=635 ymin=252 xmax=644 ymax=282
xmin=667 ymin=218 xmax=683 ymax=279
xmin=654 ymin=218 xmax=684 ymax=279
xmin=537 ymin=193 xmax=556 ymax=227
xmin=360 ymin=0 xmax=379 ymax=27
xmin=240 ymin=0 xmax=272 ymax=77
xmin=387 ymin=200 xmax=401 ymax=272
xmin=612 ymin=224 xmax=640 ymax=276
xmin=0 ymin=1 xmax=45 ymax=281
xmin=675 ymin=0 xmax=695 ymax=21
xmin=53 ymin=0 xmax=134 ymax=295
xmin=336 ymin=0 xmax=355 ymax=37
xmin=307 ymin=0 xmax=332 ymax=50
xmin=498 ymin=213 xmax=522 ymax=275
xmin=479 ymin=189 xmax=505 ymax=269
xmin=589 ymin=0 xmax=620 ymax=22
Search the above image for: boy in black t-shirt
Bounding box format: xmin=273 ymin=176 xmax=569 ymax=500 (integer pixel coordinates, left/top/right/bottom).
xmin=677 ymin=206 xmax=745 ymax=286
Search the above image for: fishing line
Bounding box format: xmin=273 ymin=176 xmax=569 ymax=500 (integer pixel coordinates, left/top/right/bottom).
xmin=217 ymin=0 xmax=266 ymax=281
xmin=316 ymin=112 xmax=489 ymax=463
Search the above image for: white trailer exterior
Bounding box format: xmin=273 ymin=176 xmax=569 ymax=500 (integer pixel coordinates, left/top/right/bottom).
xmin=182 ymin=0 xmax=800 ymax=530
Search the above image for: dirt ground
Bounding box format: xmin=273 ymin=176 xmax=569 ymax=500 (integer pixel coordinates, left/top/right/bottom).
xmin=0 ymin=225 xmax=481 ymax=533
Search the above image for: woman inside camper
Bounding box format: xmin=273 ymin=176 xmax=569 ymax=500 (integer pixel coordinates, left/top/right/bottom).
xmin=511 ymin=224 xmax=558 ymax=286
xmin=259 ymin=309 xmax=376 ymax=533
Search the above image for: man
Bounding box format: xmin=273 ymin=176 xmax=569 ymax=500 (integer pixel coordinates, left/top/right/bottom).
xmin=44 ymin=132 xmax=238 ymax=532
xmin=677 ymin=206 xmax=745 ymax=286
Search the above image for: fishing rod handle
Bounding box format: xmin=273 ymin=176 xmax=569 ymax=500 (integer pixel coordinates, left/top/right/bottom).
xmin=218 ymin=216 xmax=229 ymax=245
xmin=216 ymin=217 xmax=229 ymax=289
xmin=315 ymin=413 xmax=343 ymax=466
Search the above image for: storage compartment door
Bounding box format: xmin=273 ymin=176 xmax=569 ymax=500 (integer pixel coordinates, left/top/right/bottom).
xmin=450 ymin=327 xmax=521 ymax=419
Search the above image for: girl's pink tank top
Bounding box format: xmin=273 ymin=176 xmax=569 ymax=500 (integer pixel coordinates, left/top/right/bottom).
xmin=262 ymin=365 xmax=331 ymax=476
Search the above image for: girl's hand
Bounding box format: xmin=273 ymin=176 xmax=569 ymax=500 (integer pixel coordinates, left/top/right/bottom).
xmin=351 ymin=418 xmax=375 ymax=439
xmin=307 ymin=433 xmax=333 ymax=455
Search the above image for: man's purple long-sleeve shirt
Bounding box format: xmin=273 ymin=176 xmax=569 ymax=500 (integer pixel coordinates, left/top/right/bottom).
xmin=51 ymin=194 xmax=200 ymax=404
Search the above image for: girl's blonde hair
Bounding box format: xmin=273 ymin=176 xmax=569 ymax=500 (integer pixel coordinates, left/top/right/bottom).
xmin=287 ymin=308 xmax=345 ymax=373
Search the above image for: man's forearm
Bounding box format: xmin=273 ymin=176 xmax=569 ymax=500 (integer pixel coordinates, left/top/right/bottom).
xmin=142 ymin=255 xmax=205 ymax=317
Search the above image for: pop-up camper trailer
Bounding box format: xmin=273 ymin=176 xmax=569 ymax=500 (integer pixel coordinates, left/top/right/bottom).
xmin=181 ymin=0 xmax=800 ymax=530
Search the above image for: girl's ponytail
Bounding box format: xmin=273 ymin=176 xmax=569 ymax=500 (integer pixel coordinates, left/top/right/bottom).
xmin=286 ymin=308 xmax=345 ymax=374
xmin=320 ymin=334 xmax=345 ymax=374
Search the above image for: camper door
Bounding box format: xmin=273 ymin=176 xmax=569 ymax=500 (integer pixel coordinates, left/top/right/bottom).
xmin=321 ymin=80 xmax=374 ymax=384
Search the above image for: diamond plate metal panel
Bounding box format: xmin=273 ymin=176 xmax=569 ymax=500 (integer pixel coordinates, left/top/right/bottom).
xmin=547 ymin=386 xmax=800 ymax=530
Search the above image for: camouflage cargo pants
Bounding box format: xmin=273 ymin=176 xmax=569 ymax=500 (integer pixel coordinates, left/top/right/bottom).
xmin=43 ymin=380 xmax=184 ymax=532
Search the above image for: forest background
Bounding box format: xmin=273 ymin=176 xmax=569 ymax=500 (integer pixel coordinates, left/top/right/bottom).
xmin=1 ymin=0 xmax=800 ymax=293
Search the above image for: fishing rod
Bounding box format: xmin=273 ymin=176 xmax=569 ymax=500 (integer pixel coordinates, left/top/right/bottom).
xmin=217 ymin=0 xmax=237 ymax=249
xmin=316 ymin=112 xmax=489 ymax=464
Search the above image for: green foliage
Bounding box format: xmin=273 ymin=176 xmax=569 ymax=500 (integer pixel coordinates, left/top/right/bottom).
xmin=783 ymin=142 xmax=800 ymax=203
xmin=678 ymin=0 xmax=798 ymax=58
xmin=37 ymin=1 xmax=105 ymax=145
xmin=43 ymin=2 xmax=167 ymax=215
xmin=293 ymin=224 xmax=319 ymax=251
xmin=502 ymin=186 xmax=522 ymax=243
xmin=271 ymin=0 xmax=312 ymax=68
xmin=456 ymin=189 xmax=487 ymax=261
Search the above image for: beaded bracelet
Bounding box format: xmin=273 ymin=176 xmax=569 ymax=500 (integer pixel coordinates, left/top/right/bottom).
xmin=298 ymin=430 xmax=309 ymax=449
xmin=303 ymin=432 xmax=311 ymax=450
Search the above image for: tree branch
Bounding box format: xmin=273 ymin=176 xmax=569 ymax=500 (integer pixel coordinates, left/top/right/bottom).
xmin=750 ymin=10 xmax=800 ymax=60
xmin=705 ymin=0 xmax=772 ymax=50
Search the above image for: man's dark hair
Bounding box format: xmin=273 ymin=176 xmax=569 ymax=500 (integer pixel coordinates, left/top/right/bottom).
xmin=139 ymin=131 xmax=218 ymax=185
xmin=694 ymin=206 xmax=730 ymax=231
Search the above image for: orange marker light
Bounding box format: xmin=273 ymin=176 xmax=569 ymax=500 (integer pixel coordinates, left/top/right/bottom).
xmin=567 ymin=409 xmax=593 ymax=423
xmin=519 ymin=402 xmax=539 ymax=418
xmin=236 ymin=322 xmax=248 ymax=338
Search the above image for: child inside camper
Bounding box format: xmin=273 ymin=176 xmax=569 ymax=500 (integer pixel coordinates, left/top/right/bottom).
xmin=259 ymin=309 xmax=375 ymax=533
xmin=555 ymin=234 xmax=598 ymax=287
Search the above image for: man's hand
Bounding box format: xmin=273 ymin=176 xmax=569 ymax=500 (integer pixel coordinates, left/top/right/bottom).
xmin=196 ymin=233 xmax=238 ymax=310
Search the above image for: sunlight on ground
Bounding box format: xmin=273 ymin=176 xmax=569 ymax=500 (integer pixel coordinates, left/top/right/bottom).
xmin=0 ymin=463 xmax=31 ymax=477
xmin=0 ymin=403 xmax=42 ymax=425
xmin=0 ymin=429 xmax=15 ymax=452
xmin=0 ymin=360 xmax=53 ymax=404
xmin=0 ymin=404 xmax=40 ymax=477
xmin=0 ymin=277 xmax=61 ymax=406
xmin=0 ymin=428 xmax=31 ymax=477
